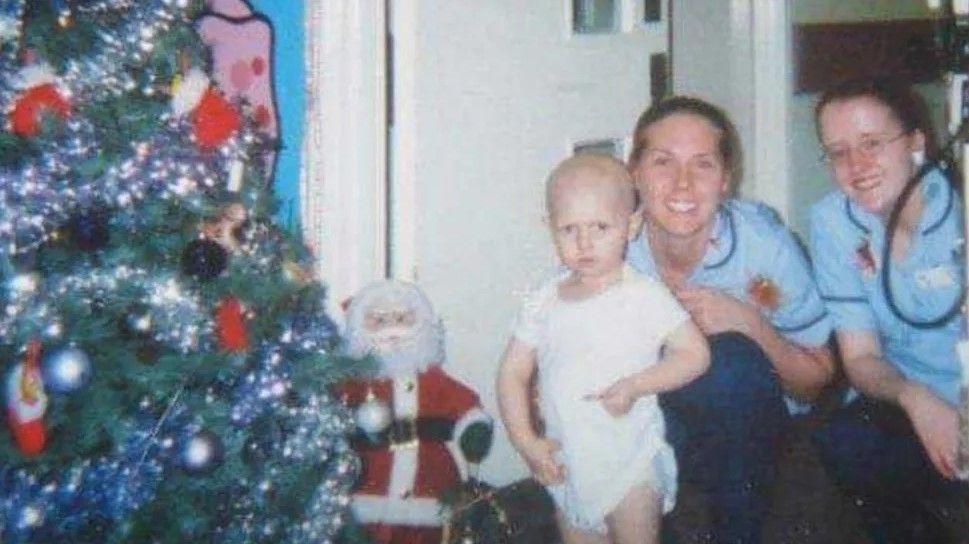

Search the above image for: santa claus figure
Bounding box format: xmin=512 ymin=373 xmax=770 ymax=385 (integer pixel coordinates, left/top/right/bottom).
xmin=336 ymin=280 xmax=492 ymax=544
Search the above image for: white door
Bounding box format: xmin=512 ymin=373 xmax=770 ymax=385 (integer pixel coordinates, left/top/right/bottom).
xmin=390 ymin=0 xmax=669 ymax=484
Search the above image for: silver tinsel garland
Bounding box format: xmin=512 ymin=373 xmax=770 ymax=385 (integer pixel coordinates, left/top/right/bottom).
xmin=0 ymin=2 xmax=360 ymax=542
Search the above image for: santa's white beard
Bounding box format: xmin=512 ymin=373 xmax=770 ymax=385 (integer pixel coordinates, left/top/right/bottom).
xmin=347 ymin=326 xmax=444 ymax=378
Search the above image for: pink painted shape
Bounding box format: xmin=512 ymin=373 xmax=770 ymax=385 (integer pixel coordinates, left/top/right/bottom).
xmin=197 ymin=14 xmax=277 ymax=137
xmin=206 ymin=0 xmax=252 ymax=18
xmin=230 ymin=59 xmax=254 ymax=91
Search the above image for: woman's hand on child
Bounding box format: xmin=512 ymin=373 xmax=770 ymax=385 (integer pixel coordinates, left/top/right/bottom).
xmin=585 ymin=376 xmax=639 ymax=417
xmin=675 ymin=286 xmax=757 ymax=336
xmin=520 ymin=437 xmax=565 ymax=485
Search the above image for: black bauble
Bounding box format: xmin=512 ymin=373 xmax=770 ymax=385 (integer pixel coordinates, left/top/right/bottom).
xmin=68 ymin=211 xmax=110 ymax=251
xmin=180 ymin=239 xmax=228 ymax=281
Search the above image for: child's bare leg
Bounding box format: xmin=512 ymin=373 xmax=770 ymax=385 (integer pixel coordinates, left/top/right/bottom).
xmin=555 ymin=509 xmax=610 ymax=544
xmin=605 ymin=483 xmax=663 ymax=544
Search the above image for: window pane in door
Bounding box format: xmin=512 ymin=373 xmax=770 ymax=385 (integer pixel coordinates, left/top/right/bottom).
xmin=573 ymin=0 xmax=617 ymax=34
xmin=644 ymin=0 xmax=661 ymax=22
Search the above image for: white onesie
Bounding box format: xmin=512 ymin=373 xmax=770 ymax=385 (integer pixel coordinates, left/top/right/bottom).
xmin=513 ymin=265 xmax=688 ymax=532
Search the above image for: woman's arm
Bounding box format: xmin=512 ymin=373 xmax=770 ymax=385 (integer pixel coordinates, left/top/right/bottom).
xmin=837 ymin=329 xmax=958 ymax=478
xmin=676 ymin=286 xmax=835 ymax=401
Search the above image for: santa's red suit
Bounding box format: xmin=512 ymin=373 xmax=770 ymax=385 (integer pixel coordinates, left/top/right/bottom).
xmin=336 ymin=365 xmax=488 ymax=544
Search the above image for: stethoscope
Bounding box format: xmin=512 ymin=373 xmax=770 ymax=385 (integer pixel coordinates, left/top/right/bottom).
xmin=881 ymin=158 xmax=965 ymax=329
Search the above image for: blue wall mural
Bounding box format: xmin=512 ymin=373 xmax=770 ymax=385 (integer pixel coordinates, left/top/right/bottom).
xmin=248 ymin=0 xmax=304 ymax=230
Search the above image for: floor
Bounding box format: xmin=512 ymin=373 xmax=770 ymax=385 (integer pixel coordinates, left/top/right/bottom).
xmin=664 ymin=416 xmax=870 ymax=544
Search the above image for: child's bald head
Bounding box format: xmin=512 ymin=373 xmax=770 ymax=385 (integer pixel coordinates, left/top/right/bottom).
xmin=546 ymin=154 xmax=637 ymax=219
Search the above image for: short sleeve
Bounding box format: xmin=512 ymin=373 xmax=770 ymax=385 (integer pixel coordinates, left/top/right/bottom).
xmin=809 ymin=205 xmax=877 ymax=332
xmin=636 ymin=278 xmax=690 ymax=342
xmin=511 ymin=282 xmax=551 ymax=347
xmin=766 ymin=229 xmax=833 ymax=347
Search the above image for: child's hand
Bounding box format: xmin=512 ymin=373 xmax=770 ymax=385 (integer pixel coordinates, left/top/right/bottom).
xmin=519 ymin=437 xmax=565 ymax=485
xmin=585 ymin=376 xmax=639 ymax=417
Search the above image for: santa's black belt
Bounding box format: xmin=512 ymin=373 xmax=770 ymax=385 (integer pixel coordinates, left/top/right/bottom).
xmin=351 ymin=417 xmax=455 ymax=450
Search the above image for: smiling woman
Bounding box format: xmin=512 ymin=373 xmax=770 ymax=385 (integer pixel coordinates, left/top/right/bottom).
xmin=809 ymin=77 xmax=969 ymax=542
xmin=626 ymin=96 xmax=836 ymax=542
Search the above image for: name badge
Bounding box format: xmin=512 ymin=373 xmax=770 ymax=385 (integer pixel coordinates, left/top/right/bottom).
xmin=915 ymin=265 xmax=956 ymax=289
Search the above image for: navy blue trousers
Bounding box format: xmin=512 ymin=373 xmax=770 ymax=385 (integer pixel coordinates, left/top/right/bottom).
xmin=812 ymin=396 xmax=969 ymax=543
xmin=660 ymin=332 xmax=789 ymax=544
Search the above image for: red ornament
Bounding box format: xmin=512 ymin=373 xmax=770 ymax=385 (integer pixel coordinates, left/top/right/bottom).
xmin=10 ymin=83 xmax=71 ymax=137
xmin=6 ymin=340 xmax=47 ymax=456
xmin=191 ymin=87 xmax=241 ymax=150
xmin=215 ymin=296 xmax=249 ymax=351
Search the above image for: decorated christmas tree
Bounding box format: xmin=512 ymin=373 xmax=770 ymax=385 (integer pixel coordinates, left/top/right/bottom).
xmin=0 ymin=1 xmax=360 ymax=542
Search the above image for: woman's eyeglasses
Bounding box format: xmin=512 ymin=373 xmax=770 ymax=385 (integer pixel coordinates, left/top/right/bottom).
xmin=819 ymin=132 xmax=907 ymax=166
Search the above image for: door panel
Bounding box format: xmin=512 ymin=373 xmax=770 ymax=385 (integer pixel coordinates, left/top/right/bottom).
xmin=391 ymin=0 xmax=668 ymax=484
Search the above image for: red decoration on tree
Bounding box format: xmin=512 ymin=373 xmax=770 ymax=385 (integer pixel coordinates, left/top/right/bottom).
xmin=10 ymin=83 xmax=71 ymax=137
xmin=6 ymin=339 xmax=48 ymax=456
xmin=215 ymin=296 xmax=249 ymax=351
xmin=192 ymin=87 xmax=241 ymax=150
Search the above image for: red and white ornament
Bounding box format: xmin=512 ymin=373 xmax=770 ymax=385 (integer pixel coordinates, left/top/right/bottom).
xmin=8 ymin=63 xmax=71 ymax=137
xmin=6 ymin=340 xmax=48 ymax=456
xmin=171 ymin=67 xmax=241 ymax=150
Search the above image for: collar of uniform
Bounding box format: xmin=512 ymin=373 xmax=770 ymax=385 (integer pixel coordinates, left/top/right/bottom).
xmin=843 ymin=168 xmax=953 ymax=237
xmin=917 ymin=168 xmax=954 ymax=236
xmin=701 ymin=204 xmax=736 ymax=270
xmin=629 ymin=204 xmax=736 ymax=276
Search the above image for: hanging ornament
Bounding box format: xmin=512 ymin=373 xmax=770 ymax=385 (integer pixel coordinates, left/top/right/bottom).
xmin=171 ymin=67 xmax=240 ymax=150
xmin=41 ymin=344 xmax=92 ymax=394
xmin=6 ymin=340 xmax=48 ymax=456
xmin=67 ymin=210 xmax=110 ymax=252
xmin=8 ymin=63 xmax=71 ymax=137
xmin=354 ymin=388 xmax=391 ymax=435
xmin=282 ymin=261 xmax=313 ymax=285
xmin=200 ymin=203 xmax=247 ymax=252
xmin=180 ymin=239 xmax=228 ymax=282
xmin=215 ymin=296 xmax=248 ymax=351
xmin=135 ymin=340 xmax=160 ymax=365
xmin=6 ymin=272 xmax=39 ymax=300
xmin=181 ymin=428 xmax=225 ymax=475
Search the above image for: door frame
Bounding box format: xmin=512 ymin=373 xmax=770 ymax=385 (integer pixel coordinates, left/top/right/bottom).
xmin=302 ymin=0 xmax=792 ymax=312
xmin=302 ymin=0 xmax=388 ymax=318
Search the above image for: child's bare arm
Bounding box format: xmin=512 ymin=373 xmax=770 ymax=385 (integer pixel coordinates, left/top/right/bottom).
xmin=593 ymin=320 xmax=710 ymax=416
xmin=496 ymin=338 xmax=564 ymax=484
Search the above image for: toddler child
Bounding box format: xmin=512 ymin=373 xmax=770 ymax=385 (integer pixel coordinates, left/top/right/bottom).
xmin=496 ymin=154 xmax=709 ymax=544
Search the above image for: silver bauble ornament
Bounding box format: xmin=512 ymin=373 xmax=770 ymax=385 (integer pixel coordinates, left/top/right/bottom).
xmin=181 ymin=429 xmax=224 ymax=475
xmin=7 ymin=273 xmax=39 ymax=300
xmin=355 ymin=389 xmax=391 ymax=435
xmin=42 ymin=345 xmax=92 ymax=394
